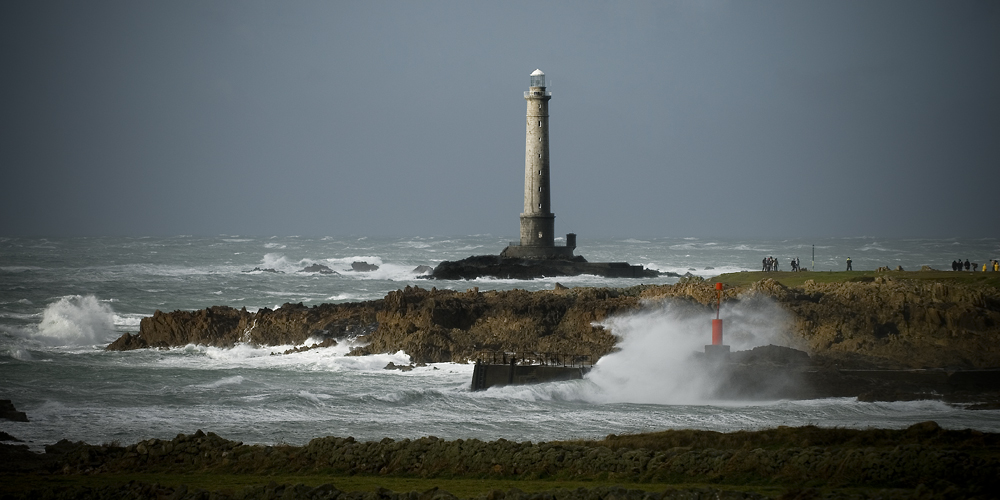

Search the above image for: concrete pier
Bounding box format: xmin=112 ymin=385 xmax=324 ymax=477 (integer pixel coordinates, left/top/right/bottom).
xmin=470 ymin=361 xmax=591 ymax=391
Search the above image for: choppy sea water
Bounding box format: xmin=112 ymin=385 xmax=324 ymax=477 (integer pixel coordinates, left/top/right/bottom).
xmin=2 ymin=235 xmax=999 ymax=450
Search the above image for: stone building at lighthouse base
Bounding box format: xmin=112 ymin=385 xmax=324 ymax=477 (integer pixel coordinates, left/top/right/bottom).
xmin=500 ymin=233 xmax=577 ymax=260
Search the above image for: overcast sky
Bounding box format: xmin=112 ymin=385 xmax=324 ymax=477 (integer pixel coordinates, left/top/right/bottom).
xmin=1 ymin=1 xmax=997 ymax=239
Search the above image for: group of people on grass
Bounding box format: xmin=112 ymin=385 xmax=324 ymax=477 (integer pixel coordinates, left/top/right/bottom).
xmin=760 ymin=256 xmax=999 ymax=273
xmin=962 ymin=259 xmax=1000 ymax=272
xmin=762 ymin=256 xmax=803 ymax=272
xmin=950 ymin=259 xmax=1000 ymax=272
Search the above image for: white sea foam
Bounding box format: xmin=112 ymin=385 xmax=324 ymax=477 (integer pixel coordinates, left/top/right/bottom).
xmin=298 ymin=391 xmax=334 ymax=404
xmin=33 ymin=295 xmax=115 ymax=346
xmin=154 ymin=342 xmax=412 ymax=374
xmin=113 ymin=314 xmax=144 ymax=328
xmin=0 ymin=266 xmax=42 ymax=273
xmin=7 ymin=348 xmax=33 ymax=361
xmin=197 ymin=375 xmax=245 ymax=389
xmin=581 ymin=297 xmax=795 ymax=405
xmin=326 ymin=294 xmax=357 ymax=301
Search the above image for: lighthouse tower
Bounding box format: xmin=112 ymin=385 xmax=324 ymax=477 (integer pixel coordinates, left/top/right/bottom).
xmin=501 ymin=69 xmax=575 ymax=260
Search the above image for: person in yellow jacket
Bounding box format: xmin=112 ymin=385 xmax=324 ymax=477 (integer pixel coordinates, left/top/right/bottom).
xmin=995 ymin=260 xmax=999 ymax=272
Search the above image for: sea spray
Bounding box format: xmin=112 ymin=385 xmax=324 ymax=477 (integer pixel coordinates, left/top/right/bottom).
xmin=584 ymin=296 xmax=796 ymax=404
xmin=33 ymin=295 xmax=115 ymax=346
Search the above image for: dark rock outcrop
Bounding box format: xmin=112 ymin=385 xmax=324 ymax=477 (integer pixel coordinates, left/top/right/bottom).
xmin=411 ymin=265 xmax=434 ymax=274
xmin=429 ymin=255 xmax=664 ymax=280
xmin=0 ymin=400 xmax=28 ymax=422
xmin=107 ymin=302 xmax=380 ymax=350
xmin=282 ymin=337 xmax=337 ymax=355
xmin=243 ymin=267 xmax=283 ymax=273
xmin=299 ymin=264 xmax=337 ymax=274
xmin=350 ymin=261 xmax=378 ymax=272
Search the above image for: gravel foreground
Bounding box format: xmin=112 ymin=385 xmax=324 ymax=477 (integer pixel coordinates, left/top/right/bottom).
xmin=3 ymin=421 xmax=999 ymax=499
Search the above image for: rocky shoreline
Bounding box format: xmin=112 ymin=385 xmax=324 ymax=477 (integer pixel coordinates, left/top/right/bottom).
xmin=108 ymin=275 xmax=1000 ymax=368
xmin=105 ymin=275 xmax=1000 ymax=402
xmin=2 ymin=422 xmax=998 ymax=499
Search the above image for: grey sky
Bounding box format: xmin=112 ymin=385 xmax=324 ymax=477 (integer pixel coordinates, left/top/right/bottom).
xmin=2 ymin=1 xmax=997 ymax=238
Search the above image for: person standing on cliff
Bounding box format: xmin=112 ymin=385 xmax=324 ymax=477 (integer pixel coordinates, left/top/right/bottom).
xmin=762 ymin=257 xmax=767 ymax=272
xmin=965 ymin=259 xmax=971 ymax=271
xmin=846 ymin=257 xmax=852 ymax=271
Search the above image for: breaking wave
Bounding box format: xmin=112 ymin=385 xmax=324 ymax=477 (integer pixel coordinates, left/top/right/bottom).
xmin=33 ymin=295 xmax=115 ymax=346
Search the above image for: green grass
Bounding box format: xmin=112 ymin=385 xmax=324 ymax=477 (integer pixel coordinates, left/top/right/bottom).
xmin=0 ymin=472 xmax=786 ymax=498
xmin=712 ymin=270 xmax=1000 ymax=288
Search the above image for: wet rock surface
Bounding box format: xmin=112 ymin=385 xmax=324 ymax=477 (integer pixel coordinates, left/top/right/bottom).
xmin=351 ymin=261 xmax=379 ymax=272
xmin=300 ymin=264 xmax=338 ymax=274
xmin=107 ymin=301 xmax=381 ymax=350
xmin=243 ymin=267 xmax=283 ymax=273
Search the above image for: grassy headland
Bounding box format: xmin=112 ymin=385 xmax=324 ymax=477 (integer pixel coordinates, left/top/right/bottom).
xmin=712 ymin=270 xmax=1000 ymax=288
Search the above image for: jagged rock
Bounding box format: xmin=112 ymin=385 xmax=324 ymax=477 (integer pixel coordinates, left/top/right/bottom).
xmin=412 ymin=265 xmax=433 ymax=274
xmin=896 ymin=265 xmax=905 ymax=271
xmin=0 ymin=400 xmax=28 ymax=422
xmin=299 ymin=264 xmax=337 ymax=274
xmin=384 ymin=362 xmax=414 ymax=372
xmin=0 ymin=431 xmax=21 ymax=442
xmin=282 ymin=337 xmax=338 ymax=355
xmin=351 ymin=261 xmax=379 ymax=272
xmin=107 ymin=302 xmax=380 ymax=351
xmin=921 ymin=265 xmax=936 ymax=271
xmin=106 ymin=332 xmax=148 ymax=351
xmin=244 ymin=267 xmax=283 ymax=273
xmin=349 ymin=285 xmax=637 ymax=363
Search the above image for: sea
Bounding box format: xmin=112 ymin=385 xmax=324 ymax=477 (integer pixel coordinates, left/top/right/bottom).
xmin=2 ymin=235 xmax=999 ymax=451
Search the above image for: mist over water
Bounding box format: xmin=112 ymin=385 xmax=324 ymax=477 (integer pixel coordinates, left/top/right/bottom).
xmin=2 ymin=235 xmax=999 ymax=448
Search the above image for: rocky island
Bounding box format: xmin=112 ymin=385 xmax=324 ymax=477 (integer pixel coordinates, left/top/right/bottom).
xmin=426 ymin=254 xmax=665 ymax=280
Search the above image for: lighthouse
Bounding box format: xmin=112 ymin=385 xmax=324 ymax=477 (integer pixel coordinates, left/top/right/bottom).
xmin=501 ymin=69 xmax=576 ymax=260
